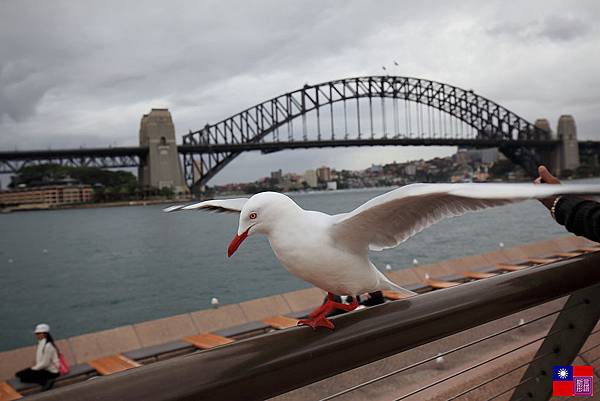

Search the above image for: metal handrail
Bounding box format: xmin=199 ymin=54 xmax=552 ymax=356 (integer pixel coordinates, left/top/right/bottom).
xmin=392 ymin=328 xmax=566 ymax=401
xmin=320 ymin=306 xmax=572 ymax=400
xmin=30 ymin=252 xmax=600 ymax=401
xmin=443 ymin=351 xmax=554 ymax=401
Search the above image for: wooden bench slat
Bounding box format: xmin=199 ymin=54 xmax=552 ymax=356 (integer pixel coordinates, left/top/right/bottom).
xmin=528 ymin=258 xmax=560 ymax=265
xmin=555 ymin=252 xmax=583 ymax=258
xmin=88 ymin=354 xmax=141 ymax=376
xmin=382 ymin=290 xmax=414 ymax=300
xmin=496 ymin=263 xmax=529 ymax=271
xmin=462 ymin=271 xmax=498 ymax=279
xmin=263 ymin=315 xmax=299 ymax=330
xmin=184 ymin=333 xmax=234 ymax=350
xmin=425 ymin=279 xmax=461 ymax=289
xmin=0 ymin=382 xmax=21 ymax=401
xmin=580 ymin=246 xmax=600 ymax=253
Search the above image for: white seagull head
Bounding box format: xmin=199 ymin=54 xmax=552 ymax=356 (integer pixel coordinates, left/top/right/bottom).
xmin=228 ymin=192 xmax=298 ymax=257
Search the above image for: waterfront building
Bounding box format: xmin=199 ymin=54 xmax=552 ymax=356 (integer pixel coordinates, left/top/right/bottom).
xmin=303 ymin=170 xmax=318 ymax=188
xmin=466 ymin=148 xmax=500 ymax=165
xmin=316 ymin=166 xmax=331 ymax=183
xmin=0 ymin=185 xmax=93 ymax=207
xmin=404 ymin=164 xmax=417 ymax=177
xmin=270 ymin=169 xmax=283 ymax=183
xmin=369 ymin=164 xmax=383 ymax=174
xmin=280 ymin=173 xmax=303 ymax=192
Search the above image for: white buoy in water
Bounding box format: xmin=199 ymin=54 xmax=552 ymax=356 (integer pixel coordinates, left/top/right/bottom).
xmin=8 ymin=258 xmax=14 ymax=263
xmin=385 ymin=264 xmax=392 ymax=271
xmin=499 ymin=242 xmax=505 ymax=248
xmin=42 ymin=249 xmax=48 ymax=254
xmin=413 ymin=258 xmax=419 ymax=265
xmin=210 ymin=297 xmax=220 ymax=308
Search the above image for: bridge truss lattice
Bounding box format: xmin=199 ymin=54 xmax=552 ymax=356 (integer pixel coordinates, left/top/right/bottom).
xmin=182 ymin=76 xmax=551 ymax=188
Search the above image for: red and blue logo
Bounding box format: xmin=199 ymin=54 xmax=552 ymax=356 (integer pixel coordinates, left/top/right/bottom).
xmin=553 ymin=365 xmax=593 ymax=397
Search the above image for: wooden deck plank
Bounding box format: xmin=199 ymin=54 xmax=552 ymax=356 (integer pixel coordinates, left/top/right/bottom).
xmin=425 ymin=279 xmax=461 ymax=289
xmin=263 ymin=315 xmax=299 ymax=330
xmin=0 ymin=382 xmax=21 ymax=401
xmin=184 ymin=333 xmax=234 ymax=350
xmin=88 ymin=354 xmax=141 ymax=376
xmin=382 ymin=290 xmax=414 ymax=300
xmin=462 ymin=271 xmax=498 ymax=279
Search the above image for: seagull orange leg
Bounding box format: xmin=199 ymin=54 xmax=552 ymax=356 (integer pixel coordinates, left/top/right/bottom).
xmin=298 ymin=293 xmax=359 ymax=330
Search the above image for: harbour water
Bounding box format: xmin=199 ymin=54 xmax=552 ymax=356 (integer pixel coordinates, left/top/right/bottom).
xmin=0 ymin=184 xmax=589 ymax=351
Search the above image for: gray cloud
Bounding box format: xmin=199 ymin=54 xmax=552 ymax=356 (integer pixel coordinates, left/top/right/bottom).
xmin=487 ymin=15 xmax=591 ymax=42
xmin=538 ymin=15 xmax=591 ymax=41
xmin=1 ymin=0 xmax=599 ymax=185
xmin=1 ymin=59 xmax=53 ymax=122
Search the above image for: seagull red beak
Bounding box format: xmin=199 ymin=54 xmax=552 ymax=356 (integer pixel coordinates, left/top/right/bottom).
xmin=227 ymin=228 xmax=250 ymax=257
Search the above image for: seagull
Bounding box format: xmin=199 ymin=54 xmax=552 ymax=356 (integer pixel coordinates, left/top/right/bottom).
xmin=165 ymin=183 xmax=600 ymax=329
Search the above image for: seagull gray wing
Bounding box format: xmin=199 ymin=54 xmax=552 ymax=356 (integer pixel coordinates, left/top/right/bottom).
xmin=163 ymin=198 xmax=249 ymax=214
xmin=331 ymin=183 xmax=600 ymax=251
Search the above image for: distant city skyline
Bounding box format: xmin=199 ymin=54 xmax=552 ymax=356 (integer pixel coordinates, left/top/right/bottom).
xmin=209 ymin=146 xmax=553 ymax=195
xmin=1 ymin=1 xmax=600 ymax=185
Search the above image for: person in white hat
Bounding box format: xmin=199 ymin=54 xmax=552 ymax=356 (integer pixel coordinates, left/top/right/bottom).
xmin=14 ymin=323 xmax=60 ymax=390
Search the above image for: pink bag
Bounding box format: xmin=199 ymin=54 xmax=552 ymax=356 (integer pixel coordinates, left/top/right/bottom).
xmin=58 ymin=353 xmax=70 ymax=375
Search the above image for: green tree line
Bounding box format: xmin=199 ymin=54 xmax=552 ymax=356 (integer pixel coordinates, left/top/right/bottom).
xmin=9 ymin=164 xmax=174 ymax=202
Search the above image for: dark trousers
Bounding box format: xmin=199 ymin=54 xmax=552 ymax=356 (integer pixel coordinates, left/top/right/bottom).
xmin=15 ymin=368 xmax=59 ymax=390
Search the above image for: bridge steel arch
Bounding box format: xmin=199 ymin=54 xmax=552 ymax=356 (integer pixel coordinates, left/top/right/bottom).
xmin=182 ymin=76 xmax=550 ymax=189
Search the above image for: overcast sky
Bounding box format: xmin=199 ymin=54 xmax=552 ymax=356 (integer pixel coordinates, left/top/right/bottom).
xmin=1 ymin=0 xmax=599 ymax=184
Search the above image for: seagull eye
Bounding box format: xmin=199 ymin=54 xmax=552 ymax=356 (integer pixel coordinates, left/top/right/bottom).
xmin=249 ymin=212 xmax=257 ymax=220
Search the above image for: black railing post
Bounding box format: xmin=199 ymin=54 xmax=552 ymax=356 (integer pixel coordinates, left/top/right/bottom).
xmin=509 ymin=283 xmax=600 ymax=401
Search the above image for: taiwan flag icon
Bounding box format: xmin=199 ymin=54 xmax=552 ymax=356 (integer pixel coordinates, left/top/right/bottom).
xmin=553 ymin=365 xmax=594 ymax=397
xmin=553 ymin=366 xmax=574 ymax=396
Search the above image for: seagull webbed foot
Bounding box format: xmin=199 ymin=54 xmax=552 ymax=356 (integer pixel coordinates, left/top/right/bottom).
xmin=307 ymin=301 xmax=331 ymax=318
xmin=298 ymin=316 xmax=335 ymax=330
xmin=298 ymin=292 xmax=359 ymax=330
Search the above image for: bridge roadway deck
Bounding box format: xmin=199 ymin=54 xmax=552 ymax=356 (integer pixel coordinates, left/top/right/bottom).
xmin=177 ymin=138 xmax=559 ymax=153
xmin=0 ymin=139 xmax=561 ymax=161
xmin=2 ymin=139 xmax=598 ymax=177
xmin=8 ymin=137 xmax=600 ymax=160
xmin=0 ymin=146 xmax=148 ymax=160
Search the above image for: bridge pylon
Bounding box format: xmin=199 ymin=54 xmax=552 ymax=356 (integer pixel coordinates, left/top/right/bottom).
xmin=534 ymin=118 xmax=560 ymax=173
xmin=138 ymin=109 xmax=187 ymax=193
xmin=533 ymin=115 xmax=581 ymax=176
xmin=556 ymin=114 xmax=580 ymax=174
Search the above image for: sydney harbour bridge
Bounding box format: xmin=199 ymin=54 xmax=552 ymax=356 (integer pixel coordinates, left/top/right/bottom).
xmin=1 ymin=76 xmax=598 ymax=190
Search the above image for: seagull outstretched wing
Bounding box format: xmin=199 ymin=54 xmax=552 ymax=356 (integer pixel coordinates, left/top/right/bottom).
xmin=163 ymin=198 xmax=249 ymax=214
xmin=332 ymin=183 xmax=600 ymax=251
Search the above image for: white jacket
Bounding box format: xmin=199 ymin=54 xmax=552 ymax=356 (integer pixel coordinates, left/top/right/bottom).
xmin=32 ymin=338 xmax=59 ymax=374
